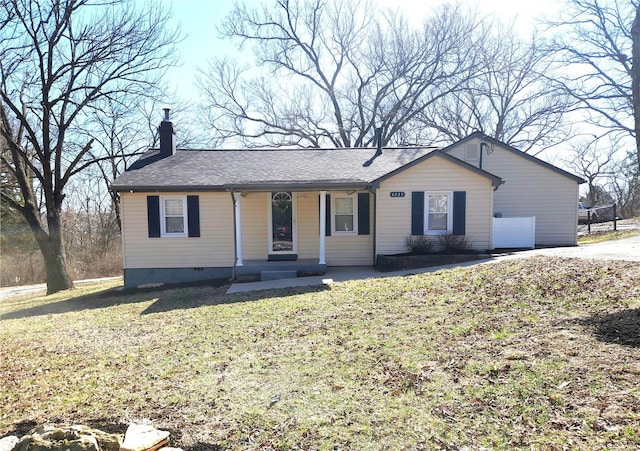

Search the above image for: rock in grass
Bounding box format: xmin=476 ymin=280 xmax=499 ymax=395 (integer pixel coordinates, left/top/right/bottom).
xmin=0 ymin=436 xmax=18 ymax=451
xmin=11 ymin=424 xmax=122 ymax=451
xmin=71 ymin=425 xmax=122 ymax=451
xmin=119 ymin=424 xmax=170 ymax=451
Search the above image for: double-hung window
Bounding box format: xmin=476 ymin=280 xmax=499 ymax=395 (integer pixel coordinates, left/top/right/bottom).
xmin=333 ymin=194 xmax=357 ymax=234
xmin=425 ymin=192 xmax=452 ymax=234
xmin=161 ymin=196 xmax=187 ymax=236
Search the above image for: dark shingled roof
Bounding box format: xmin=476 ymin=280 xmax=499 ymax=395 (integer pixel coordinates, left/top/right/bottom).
xmin=112 ymin=146 xmax=454 ymax=191
xmin=111 ymin=145 xmax=505 ymax=192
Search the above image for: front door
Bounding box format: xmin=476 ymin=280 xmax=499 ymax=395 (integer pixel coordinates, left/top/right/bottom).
xmin=269 ymin=192 xmax=296 ymax=255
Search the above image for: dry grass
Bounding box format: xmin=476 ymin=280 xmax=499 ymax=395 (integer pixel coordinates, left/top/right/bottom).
xmin=1 ymin=257 xmax=639 ymax=450
xmin=578 ymin=229 xmax=640 ymax=244
xmin=0 ymin=248 xmax=122 ymax=287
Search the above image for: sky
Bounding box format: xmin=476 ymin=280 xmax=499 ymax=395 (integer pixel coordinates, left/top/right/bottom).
xmin=163 ymin=0 xmax=559 ymax=109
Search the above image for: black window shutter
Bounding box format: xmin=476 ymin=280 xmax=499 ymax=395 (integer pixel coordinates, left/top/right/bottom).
xmin=325 ymin=194 xmax=331 ymax=236
xmin=187 ymin=195 xmax=200 ymax=237
xmin=453 ymin=191 xmax=466 ymax=236
xmin=411 ymin=192 xmax=424 ymax=235
xmin=357 ymin=192 xmax=370 ymax=235
xmin=147 ymin=196 xmax=161 ymax=238
xmin=318 ymin=194 xmax=332 ymax=236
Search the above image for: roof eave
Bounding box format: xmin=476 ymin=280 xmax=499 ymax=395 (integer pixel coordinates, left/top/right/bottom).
xmin=371 ymin=149 xmax=503 ymax=188
xmin=223 ymin=181 xmax=370 ymax=191
xmin=110 ymin=181 xmax=372 ymax=193
xmin=110 ymin=184 xmax=227 ymax=193
xmin=445 ymin=132 xmax=587 ymax=184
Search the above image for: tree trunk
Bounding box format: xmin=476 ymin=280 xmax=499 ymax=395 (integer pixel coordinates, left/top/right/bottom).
xmin=40 ymin=237 xmax=74 ymax=295
xmin=111 ymin=192 xmax=122 ymax=233
xmin=631 ymin=5 xmax=640 ymax=169
xmin=22 ymin=201 xmax=74 ymax=294
xmin=40 ymin=206 xmax=74 ymax=294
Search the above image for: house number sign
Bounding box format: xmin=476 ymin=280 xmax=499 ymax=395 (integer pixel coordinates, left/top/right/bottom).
xmin=390 ymin=191 xmax=405 ymax=198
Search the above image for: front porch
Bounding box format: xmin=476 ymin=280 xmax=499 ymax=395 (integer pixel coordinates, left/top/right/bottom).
xmin=231 ymin=189 xmax=374 ymax=274
xmin=232 ymin=190 xmax=332 ymax=269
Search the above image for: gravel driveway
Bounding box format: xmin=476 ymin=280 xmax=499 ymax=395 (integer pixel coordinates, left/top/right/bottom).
xmin=509 ymin=234 xmax=640 ymax=262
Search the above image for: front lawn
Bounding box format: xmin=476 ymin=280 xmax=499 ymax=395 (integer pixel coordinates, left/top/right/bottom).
xmin=1 ymin=257 xmax=639 ymax=450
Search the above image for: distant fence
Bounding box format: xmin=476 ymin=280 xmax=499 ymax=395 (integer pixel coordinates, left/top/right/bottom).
xmin=493 ymin=217 xmax=536 ymax=249
xmin=581 ymin=204 xmax=618 ymax=233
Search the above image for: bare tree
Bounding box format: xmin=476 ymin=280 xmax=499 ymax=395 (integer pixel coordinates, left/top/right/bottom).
xmin=0 ymin=0 xmax=179 ymax=294
xmin=546 ymin=0 xmax=640 ymax=170
xmin=197 ymin=0 xmax=489 ymax=148
xmin=561 ymin=137 xmax=617 ymax=207
xmin=631 ymin=4 xmax=640 ymax=170
xmin=85 ymin=97 xmax=205 ymax=231
xmin=610 ymin=152 xmax=639 ymax=217
xmin=419 ymin=26 xmax=571 ymax=154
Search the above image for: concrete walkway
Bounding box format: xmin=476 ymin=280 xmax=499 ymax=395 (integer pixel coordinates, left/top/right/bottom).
xmin=226 ymin=259 xmax=494 ymax=294
xmin=227 ymin=234 xmax=640 ymax=294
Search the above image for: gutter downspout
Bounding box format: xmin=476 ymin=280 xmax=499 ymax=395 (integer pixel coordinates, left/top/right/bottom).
xmin=232 ymin=191 xmax=243 ymax=268
xmin=229 ymin=191 xmax=236 ymax=281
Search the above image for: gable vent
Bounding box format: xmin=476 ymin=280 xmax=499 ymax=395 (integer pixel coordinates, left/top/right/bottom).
xmin=465 ymin=142 xmax=479 ymax=162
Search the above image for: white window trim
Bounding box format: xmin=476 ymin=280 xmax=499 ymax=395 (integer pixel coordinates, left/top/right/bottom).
xmin=160 ymin=196 xmax=188 ymax=237
xmin=332 ymin=192 xmax=358 ymax=235
xmin=424 ymin=191 xmax=453 ymax=235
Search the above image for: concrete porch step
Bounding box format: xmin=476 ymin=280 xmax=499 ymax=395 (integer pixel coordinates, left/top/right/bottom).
xmin=235 ymin=259 xmax=326 ymax=276
xmin=261 ymin=270 xmax=298 ymax=281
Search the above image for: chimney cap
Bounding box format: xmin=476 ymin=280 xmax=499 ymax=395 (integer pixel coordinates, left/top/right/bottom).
xmin=163 ymin=108 xmax=171 ymax=121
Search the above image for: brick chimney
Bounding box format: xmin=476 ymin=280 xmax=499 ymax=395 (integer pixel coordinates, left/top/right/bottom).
xmin=158 ymin=108 xmax=176 ymax=158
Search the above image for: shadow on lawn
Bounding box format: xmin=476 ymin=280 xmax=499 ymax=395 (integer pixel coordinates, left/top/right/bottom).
xmin=578 ymin=308 xmax=640 ymax=347
xmin=0 ymin=287 xmax=136 ymax=321
xmin=1 ymin=280 xmax=329 ymax=320
xmin=140 ymin=283 xmax=329 ymax=315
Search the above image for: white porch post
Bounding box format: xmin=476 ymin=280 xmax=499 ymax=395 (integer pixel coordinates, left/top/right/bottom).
xmin=233 ymin=192 xmax=243 ymax=267
xmin=319 ymin=190 xmax=327 ymax=265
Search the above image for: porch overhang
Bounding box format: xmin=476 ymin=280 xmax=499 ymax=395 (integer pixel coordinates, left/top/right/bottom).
xmin=110 ymin=184 xmax=227 ymax=193
xmin=224 ymin=181 xmax=371 ymax=192
xmin=112 ymin=181 xmax=374 ymax=193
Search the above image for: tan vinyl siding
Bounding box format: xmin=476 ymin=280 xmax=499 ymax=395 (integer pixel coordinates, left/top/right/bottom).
xmin=326 ymin=191 xmax=374 ymax=265
xmin=121 ymin=192 xmax=234 ymax=268
xmin=240 ymin=192 xmax=269 ymax=260
xmin=376 ymin=155 xmax=493 ymax=254
xmin=448 ymin=138 xmax=580 ymax=245
xmin=296 ymin=192 xmax=320 ymax=259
